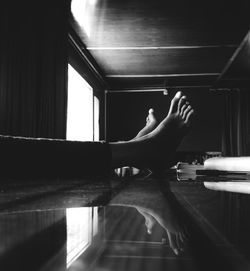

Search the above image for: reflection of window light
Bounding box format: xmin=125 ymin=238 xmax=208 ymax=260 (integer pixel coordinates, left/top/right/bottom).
xmin=204 ymin=182 xmax=250 ymax=194
xmin=67 ymin=64 xmax=93 ymax=141
xmin=66 ymin=208 xmax=92 ymax=268
xmin=93 ymin=207 xmax=98 ymax=236
xmin=71 ymin=0 xmax=97 ymax=37
xmin=94 ymin=96 xmax=100 ymax=141
xmin=66 ymin=207 xmax=98 ymax=268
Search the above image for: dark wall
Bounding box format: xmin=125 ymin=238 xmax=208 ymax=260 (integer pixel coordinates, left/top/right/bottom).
xmin=106 ymin=89 xmax=225 ymax=152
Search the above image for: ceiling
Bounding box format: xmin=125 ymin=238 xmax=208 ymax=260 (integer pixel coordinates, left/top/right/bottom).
xmin=70 ymin=0 xmax=250 ymax=91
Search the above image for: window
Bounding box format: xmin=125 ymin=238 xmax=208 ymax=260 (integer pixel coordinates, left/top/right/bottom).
xmin=94 ymin=96 xmax=100 ymax=141
xmin=67 ymin=64 xmax=99 ymax=141
xmin=66 ymin=60 xmax=100 ymax=268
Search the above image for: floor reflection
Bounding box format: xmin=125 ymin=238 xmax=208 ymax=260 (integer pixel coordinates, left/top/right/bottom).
xmin=0 ymin=209 xmax=66 ymax=270
xmin=105 ymin=182 xmax=188 ymax=256
xmin=204 ymin=181 xmax=250 ymax=194
xmin=0 ymin=177 xmax=250 ymax=270
xmin=66 ymin=207 xmax=98 ymax=267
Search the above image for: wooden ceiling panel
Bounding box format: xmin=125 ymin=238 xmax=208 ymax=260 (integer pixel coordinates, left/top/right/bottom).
xmin=89 ymin=47 xmax=235 ymax=75
xmin=72 ymin=0 xmax=249 ymax=47
xmin=70 ymin=0 xmax=250 ymax=89
xmin=107 ymin=75 xmax=218 ymax=90
xmin=106 ymin=77 xmax=166 ymax=90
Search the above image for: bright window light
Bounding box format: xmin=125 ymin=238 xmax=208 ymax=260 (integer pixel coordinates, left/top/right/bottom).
xmin=94 ymin=96 xmax=100 ymax=141
xmin=67 ymin=64 xmax=93 ymax=141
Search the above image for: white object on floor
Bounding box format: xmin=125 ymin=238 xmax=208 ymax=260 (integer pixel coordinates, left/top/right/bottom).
xmin=204 ymin=157 xmax=250 ymax=172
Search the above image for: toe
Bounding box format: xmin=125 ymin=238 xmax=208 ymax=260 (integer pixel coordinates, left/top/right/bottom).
xmin=148 ymin=108 xmax=157 ymax=124
xmin=146 ymin=225 xmax=153 ymax=234
xmin=169 ymin=91 xmax=183 ymax=113
xmin=148 ymin=108 xmax=155 ymax=119
xmin=183 ymin=105 xmax=191 ymax=119
xmin=178 ymin=96 xmax=187 ymax=113
xmin=167 ymin=231 xmax=180 ymax=255
xmin=184 ymin=108 xmax=194 ymax=123
xmin=149 ymin=108 xmax=154 ymax=114
xmin=180 ymin=104 xmax=188 ymax=117
xmin=146 ymin=108 xmax=154 ymax=124
xmin=145 ymin=217 xmax=155 ymax=234
xmin=175 ymin=91 xmax=182 ymax=99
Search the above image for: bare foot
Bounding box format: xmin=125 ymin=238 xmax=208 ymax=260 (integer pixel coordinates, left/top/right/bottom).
xmin=110 ymin=91 xmax=194 ymax=170
xmin=153 ymin=91 xmax=193 ymax=140
xmin=133 ymin=91 xmax=194 ymax=169
xmin=135 ymin=108 xmax=158 ymax=139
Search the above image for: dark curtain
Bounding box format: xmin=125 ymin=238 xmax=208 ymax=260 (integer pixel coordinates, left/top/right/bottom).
xmin=0 ymin=0 xmax=70 ymax=139
xmin=222 ymin=89 xmax=250 ymax=156
xmin=220 ymin=89 xmax=250 ymax=257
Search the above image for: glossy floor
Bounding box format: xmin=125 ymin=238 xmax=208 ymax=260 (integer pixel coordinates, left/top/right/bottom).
xmin=0 ymin=174 xmax=250 ymax=271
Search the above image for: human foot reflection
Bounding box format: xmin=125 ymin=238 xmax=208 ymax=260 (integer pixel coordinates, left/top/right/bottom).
xmin=109 ymin=182 xmax=188 ymax=255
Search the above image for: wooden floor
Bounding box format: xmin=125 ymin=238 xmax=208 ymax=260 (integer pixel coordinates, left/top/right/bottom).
xmin=0 ymin=174 xmax=250 ymax=271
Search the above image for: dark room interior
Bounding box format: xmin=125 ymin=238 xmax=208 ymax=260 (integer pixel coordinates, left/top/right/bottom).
xmin=0 ymin=0 xmax=250 ymax=270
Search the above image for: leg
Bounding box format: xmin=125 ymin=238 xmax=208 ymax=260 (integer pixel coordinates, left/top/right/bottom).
xmin=110 ymin=91 xmax=194 ymax=170
xmin=0 ymin=92 xmax=193 ymax=177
